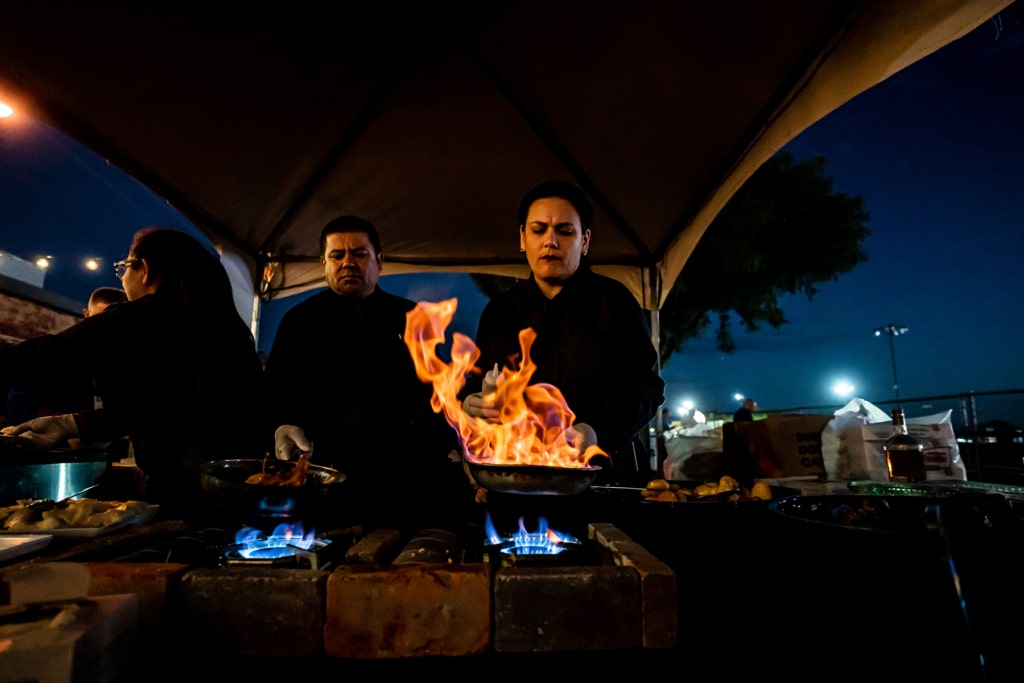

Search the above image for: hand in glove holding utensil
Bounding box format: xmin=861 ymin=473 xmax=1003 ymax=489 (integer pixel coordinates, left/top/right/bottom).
xmin=3 ymin=414 xmax=80 ymax=450
xmin=462 ymin=363 xmax=503 ymax=423
xmin=554 ymin=422 xmax=599 ymax=460
xmin=274 ymin=424 xmax=313 ymax=461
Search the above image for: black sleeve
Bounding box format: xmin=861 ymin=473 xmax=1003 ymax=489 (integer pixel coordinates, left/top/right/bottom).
xmin=587 ymin=286 xmax=664 ymax=453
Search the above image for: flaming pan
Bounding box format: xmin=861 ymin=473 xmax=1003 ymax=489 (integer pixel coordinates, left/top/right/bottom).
xmin=467 ymin=461 xmax=601 ymax=496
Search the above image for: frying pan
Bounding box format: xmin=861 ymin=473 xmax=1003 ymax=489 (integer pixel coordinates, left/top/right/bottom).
xmin=467 ymin=461 xmax=601 ymax=496
xmin=199 ymin=458 xmax=347 ymax=521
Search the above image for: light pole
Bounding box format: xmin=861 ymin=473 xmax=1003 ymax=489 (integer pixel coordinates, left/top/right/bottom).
xmin=874 ymin=324 xmax=909 ymax=404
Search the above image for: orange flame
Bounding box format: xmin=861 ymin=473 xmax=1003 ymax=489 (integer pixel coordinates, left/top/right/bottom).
xmin=403 ymin=299 xmax=605 ymax=468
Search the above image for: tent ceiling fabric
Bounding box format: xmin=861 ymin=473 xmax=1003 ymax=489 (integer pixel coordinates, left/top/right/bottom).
xmin=0 ymin=1 xmax=1009 ymax=311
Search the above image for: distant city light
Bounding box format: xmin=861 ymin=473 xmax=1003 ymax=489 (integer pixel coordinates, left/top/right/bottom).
xmin=28 ymin=255 xmax=106 ymax=273
xmin=832 ymin=379 xmax=856 ymax=398
xmin=674 ymin=399 xmax=697 ymax=417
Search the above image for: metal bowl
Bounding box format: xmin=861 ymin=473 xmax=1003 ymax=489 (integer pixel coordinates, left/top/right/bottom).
xmin=0 ymin=448 xmax=112 ymax=506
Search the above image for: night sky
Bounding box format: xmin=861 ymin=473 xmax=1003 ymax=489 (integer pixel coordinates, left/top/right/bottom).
xmin=1 ymin=6 xmax=1022 ymax=428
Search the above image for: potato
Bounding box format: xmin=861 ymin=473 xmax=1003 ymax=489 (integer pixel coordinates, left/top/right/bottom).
xmin=646 ymin=478 xmax=670 ymax=491
xmin=694 ymin=482 xmax=719 ymax=497
xmin=750 ymin=481 xmax=773 ymax=500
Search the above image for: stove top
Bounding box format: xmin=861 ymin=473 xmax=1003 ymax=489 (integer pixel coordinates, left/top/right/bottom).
xmin=106 ymin=524 xmax=356 ymax=569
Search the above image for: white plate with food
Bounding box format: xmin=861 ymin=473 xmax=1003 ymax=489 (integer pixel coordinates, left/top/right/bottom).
xmin=0 ymin=534 xmax=52 ymax=561
xmin=0 ymin=499 xmax=160 ymax=537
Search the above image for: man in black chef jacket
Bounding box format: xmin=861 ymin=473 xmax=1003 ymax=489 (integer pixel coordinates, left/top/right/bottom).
xmin=263 ymin=215 xmax=468 ymax=533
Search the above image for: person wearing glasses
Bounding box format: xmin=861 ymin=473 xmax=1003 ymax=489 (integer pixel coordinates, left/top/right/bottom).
xmin=0 ymin=227 xmax=265 ymax=522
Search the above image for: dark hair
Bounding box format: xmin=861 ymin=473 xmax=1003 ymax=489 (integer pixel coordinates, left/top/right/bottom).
xmin=89 ymin=286 xmax=128 ymax=307
xmin=129 ymin=227 xmax=237 ymax=315
xmin=517 ymin=180 xmax=594 ymax=229
xmin=319 ymin=215 xmax=381 ymax=256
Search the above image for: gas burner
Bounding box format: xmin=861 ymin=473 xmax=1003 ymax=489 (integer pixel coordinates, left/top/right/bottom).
xmin=484 ymin=513 xmax=582 ymax=558
xmin=220 ymin=522 xmax=334 ymax=569
xmin=220 ymin=539 xmax=333 ymax=569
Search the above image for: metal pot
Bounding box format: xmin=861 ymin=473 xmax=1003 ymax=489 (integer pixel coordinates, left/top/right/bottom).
xmin=199 ymin=458 xmax=347 ymax=524
xmin=0 ymin=448 xmax=111 ymax=507
xmin=467 ymin=461 xmax=601 ymax=496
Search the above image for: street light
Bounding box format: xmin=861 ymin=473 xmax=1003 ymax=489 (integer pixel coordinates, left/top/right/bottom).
xmin=874 ymin=324 xmax=909 ymax=404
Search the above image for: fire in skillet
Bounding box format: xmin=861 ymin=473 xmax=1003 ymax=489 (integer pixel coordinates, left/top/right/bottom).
xmin=403 ymin=299 xmax=602 ymax=495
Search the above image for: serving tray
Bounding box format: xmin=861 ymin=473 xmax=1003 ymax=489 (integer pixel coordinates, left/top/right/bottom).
xmin=0 ymin=535 xmax=52 ymax=562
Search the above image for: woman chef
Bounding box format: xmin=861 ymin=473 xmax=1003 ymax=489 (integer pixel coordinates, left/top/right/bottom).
xmin=462 ymin=180 xmax=665 ymax=477
xmin=0 ymin=227 xmax=266 ymax=522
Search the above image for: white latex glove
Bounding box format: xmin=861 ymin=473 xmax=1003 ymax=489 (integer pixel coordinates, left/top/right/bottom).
xmin=6 ymin=414 xmax=79 ymax=450
xmin=462 ymin=363 xmax=502 ymax=423
xmin=555 ymin=422 xmax=599 ymax=457
xmin=274 ymin=424 xmax=313 ymax=461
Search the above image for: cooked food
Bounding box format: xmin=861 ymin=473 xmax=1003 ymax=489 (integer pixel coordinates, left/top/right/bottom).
xmin=0 ymin=429 xmax=28 ymax=450
xmin=0 ymin=498 xmax=152 ymax=532
xmin=245 ymin=453 xmax=311 ymax=486
xmin=641 ymin=475 xmax=769 ymax=503
xmin=718 ymin=475 xmax=740 ymax=491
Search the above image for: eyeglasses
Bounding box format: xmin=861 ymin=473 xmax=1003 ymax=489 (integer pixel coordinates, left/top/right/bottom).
xmin=113 ymin=258 xmax=141 ymax=280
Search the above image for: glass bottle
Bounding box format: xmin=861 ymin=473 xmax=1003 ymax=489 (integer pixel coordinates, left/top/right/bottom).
xmin=883 ymin=408 xmax=926 ymax=483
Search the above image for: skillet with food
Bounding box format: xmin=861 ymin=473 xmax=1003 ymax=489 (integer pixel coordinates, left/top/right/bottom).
xmin=199 ymin=456 xmax=346 ymax=523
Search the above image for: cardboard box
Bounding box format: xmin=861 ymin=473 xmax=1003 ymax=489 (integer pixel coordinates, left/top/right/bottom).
xmin=836 ymin=420 xmax=965 ymax=480
xmin=0 ymin=593 xmax=138 ymax=683
xmin=724 ymin=414 xmax=833 ymax=480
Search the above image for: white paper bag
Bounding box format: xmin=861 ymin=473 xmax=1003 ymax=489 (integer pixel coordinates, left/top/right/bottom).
xmin=822 ymin=398 xmax=967 ymax=481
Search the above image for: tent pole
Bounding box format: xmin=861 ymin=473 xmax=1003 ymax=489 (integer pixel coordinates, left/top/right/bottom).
xmin=648 ymin=264 xmax=663 ymax=473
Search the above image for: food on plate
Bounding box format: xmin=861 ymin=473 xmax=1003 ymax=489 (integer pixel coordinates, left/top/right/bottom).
xmin=641 ymin=475 xmax=771 ymax=503
xmin=0 ymin=498 xmax=153 ymax=532
xmin=0 ymin=429 xmax=29 ymax=450
xmin=245 ymin=453 xmax=311 ymax=486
